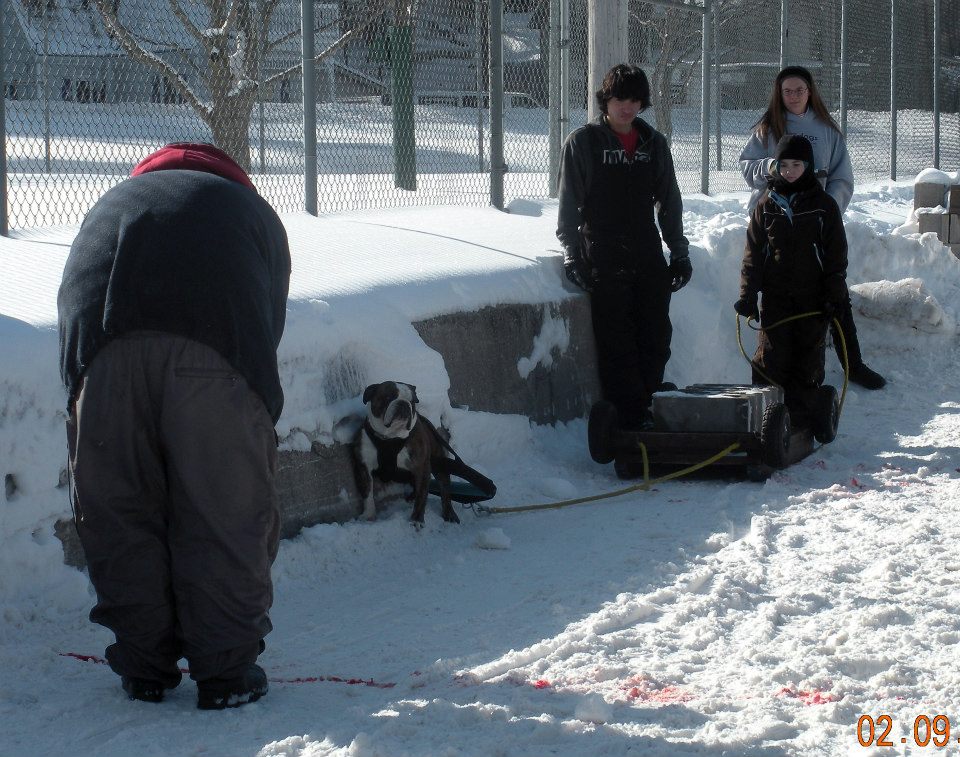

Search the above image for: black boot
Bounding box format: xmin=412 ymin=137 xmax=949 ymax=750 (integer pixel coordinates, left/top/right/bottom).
xmin=196 ymin=664 xmax=268 ymax=710
xmin=121 ymin=676 xmax=169 ymax=703
xmin=849 ymin=363 xmax=886 ymax=390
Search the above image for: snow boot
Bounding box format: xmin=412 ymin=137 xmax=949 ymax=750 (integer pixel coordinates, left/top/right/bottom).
xmin=196 ymin=663 xmax=268 ymax=710
xmin=849 ymin=362 xmax=886 ymax=390
xmin=121 ymin=676 xmax=168 ymax=703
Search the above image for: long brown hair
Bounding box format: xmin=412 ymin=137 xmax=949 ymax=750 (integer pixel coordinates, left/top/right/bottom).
xmin=752 ymin=66 xmax=842 ymax=144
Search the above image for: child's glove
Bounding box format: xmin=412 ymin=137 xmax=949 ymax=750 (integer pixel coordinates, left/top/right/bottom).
xmin=822 ymin=274 xmax=847 ymax=319
xmin=669 ymin=256 xmax=693 ymax=292
xmin=734 ymin=296 xmax=759 ymax=321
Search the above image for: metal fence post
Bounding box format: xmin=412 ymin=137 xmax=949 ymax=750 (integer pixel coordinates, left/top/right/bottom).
xmin=559 ymin=0 xmax=570 ymax=142
xmin=839 ymin=0 xmax=847 ymax=134
xmin=301 ymin=0 xmax=317 ymax=215
xmin=0 ymin=3 xmax=7 ymax=236
xmin=933 ymin=0 xmax=940 ymax=169
xmin=489 ymin=0 xmax=505 ymax=210
xmin=43 ymin=8 xmax=50 ymax=173
xmin=700 ymin=0 xmax=712 ymax=195
xmin=474 ymin=0 xmax=484 ymax=172
xmin=548 ymin=0 xmax=561 ymax=197
xmin=714 ymin=1 xmax=721 ymax=172
xmin=890 ymin=0 xmax=897 ymax=180
xmin=780 ymin=0 xmax=789 ymax=68
xmin=258 ymin=0 xmax=266 ymax=176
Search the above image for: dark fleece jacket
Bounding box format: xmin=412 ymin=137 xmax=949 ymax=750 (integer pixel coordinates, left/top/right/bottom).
xmin=556 ymin=114 xmax=688 ymax=263
xmin=58 ymin=169 xmax=291 ymax=422
xmin=740 ymin=145 xmax=848 ymax=308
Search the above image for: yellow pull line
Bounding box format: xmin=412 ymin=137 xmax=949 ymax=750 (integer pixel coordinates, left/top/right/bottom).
xmin=480 ymin=442 xmax=742 ymax=515
xmin=736 ymin=311 xmax=849 ymax=414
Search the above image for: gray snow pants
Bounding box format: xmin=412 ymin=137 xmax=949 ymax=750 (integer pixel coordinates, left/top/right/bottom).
xmin=66 ymin=332 xmax=280 ymax=686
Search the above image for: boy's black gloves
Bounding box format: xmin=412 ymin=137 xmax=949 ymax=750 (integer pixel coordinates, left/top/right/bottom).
xmin=669 ymin=256 xmax=693 ymax=292
xmin=562 ymin=244 xmax=594 ymax=292
xmin=734 ymin=296 xmax=759 ymax=321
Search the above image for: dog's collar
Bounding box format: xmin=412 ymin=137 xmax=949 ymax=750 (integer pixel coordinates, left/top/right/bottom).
xmin=363 ymin=413 xmax=416 ymax=442
xmin=363 ymin=419 xmax=407 ymax=445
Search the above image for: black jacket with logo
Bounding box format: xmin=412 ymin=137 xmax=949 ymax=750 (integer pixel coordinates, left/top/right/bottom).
xmin=58 ymin=170 xmax=291 ymax=422
xmin=556 ymin=114 xmax=688 ymax=270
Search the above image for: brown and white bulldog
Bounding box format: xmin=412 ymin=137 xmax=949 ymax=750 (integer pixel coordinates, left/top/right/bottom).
xmin=353 ymin=381 xmax=459 ymax=525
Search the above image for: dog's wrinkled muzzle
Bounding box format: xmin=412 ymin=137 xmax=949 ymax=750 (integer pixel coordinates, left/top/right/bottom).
xmin=384 ymin=400 xmax=414 ymax=430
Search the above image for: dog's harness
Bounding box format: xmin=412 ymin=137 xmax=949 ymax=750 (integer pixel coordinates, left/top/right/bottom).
xmin=363 ymin=417 xmax=497 ymax=503
xmin=363 ymin=420 xmax=414 ymax=484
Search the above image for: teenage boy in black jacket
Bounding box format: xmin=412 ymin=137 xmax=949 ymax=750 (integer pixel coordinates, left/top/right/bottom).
xmin=735 ymin=134 xmax=848 ymax=429
xmin=557 ymin=64 xmax=692 ymax=430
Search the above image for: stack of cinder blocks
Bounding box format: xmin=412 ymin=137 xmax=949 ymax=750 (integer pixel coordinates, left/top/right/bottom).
xmin=915 ymin=180 xmax=960 ymax=258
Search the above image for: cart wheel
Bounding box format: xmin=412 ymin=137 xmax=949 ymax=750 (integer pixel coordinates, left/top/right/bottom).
xmin=588 ymin=400 xmax=619 ymax=464
xmin=760 ymin=402 xmax=791 ymax=469
xmin=812 ymin=384 xmax=840 ymax=444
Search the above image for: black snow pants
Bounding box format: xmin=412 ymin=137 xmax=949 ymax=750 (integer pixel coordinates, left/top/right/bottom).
xmin=66 ymin=332 xmax=280 ymax=686
xmin=753 ymin=296 xmax=828 ymax=426
xmin=589 ymin=254 xmax=673 ymax=427
xmin=830 ymin=293 xmax=862 ymax=369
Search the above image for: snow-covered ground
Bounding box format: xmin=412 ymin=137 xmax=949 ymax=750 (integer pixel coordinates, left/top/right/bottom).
xmin=2 ymin=173 xmax=960 ymax=756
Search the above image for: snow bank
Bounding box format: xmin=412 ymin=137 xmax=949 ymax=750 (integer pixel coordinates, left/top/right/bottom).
xmin=1 ymin=179 xmax=956 ymax=607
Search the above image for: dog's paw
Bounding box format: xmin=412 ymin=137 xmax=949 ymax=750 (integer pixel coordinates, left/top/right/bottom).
xmin=442 ymin=510 xmax=461 ymax=524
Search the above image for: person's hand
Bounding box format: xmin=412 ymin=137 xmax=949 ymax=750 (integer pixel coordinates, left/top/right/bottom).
xmin=562 ymin=244 xmax=594 ymax=292
xmin=822 ymin=274 xmax=846 ymax=320
xmin=734 ymin=296 xmax=759 ymax=321
xmin=669 ymin=256 xmax=692 ymax=292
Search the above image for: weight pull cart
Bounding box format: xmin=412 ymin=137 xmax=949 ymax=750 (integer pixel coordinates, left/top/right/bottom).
xmin=588 ymin=383 xmax=840 ymax=482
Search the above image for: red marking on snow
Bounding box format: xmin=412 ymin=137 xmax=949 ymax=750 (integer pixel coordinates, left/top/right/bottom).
xmin=533 ymin=679 xmax=551 ymax=689
xmin=623 ymin=682 xmax=692 ymax=703
xmin=272 ymin=675 xmax=395 ymax=688
xmin=61 ymin=652 xmax=107 ymax=664
xmin=60 ymin=652 xmax=394 ymax=688
xmin=776 ymin=686 xmax=838 ymax=705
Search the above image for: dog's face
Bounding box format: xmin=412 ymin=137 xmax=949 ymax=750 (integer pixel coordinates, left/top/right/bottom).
xmin=362 ymin=381 xmax=420 ymax=439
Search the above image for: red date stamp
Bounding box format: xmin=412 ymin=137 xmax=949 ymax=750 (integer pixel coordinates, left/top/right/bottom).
xmin=858 ymin=714 xmax=955 ymax=748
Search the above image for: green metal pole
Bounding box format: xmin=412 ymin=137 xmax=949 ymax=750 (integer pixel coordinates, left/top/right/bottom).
xmin=391 ymin=22 xmax=417 ymax=190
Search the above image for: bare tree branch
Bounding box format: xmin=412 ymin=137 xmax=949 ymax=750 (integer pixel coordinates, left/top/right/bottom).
xmin=168 ymin=0 xmax=206 ymax=47
xmin=90 ymin=0 xmax=210 ymax=117
xmin=262 ymin=0 xmax=391 ymax=88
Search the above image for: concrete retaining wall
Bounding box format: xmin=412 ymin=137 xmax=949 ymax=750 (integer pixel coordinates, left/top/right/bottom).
xmin=55 ymin=297 xmax=601 ymax=567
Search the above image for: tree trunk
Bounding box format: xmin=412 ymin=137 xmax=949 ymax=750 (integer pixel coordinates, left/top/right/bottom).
xmin=207 ymin=93 xmax=257 ymax=172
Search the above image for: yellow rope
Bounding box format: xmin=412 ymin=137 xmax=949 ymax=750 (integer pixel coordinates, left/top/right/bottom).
xmin=477 ymin=311 xmax=849 ymax=517
xmin=736 ymin=311 xmax=848 ymax=413
xmin=479 ymin=441 xmax=741 ymax=515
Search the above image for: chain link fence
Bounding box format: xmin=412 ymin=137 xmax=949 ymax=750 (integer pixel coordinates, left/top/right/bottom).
xmin=712 ymin=0 xmax=960 ymax=194
xmin=1 ymin=0 xmax=958 ymax=231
